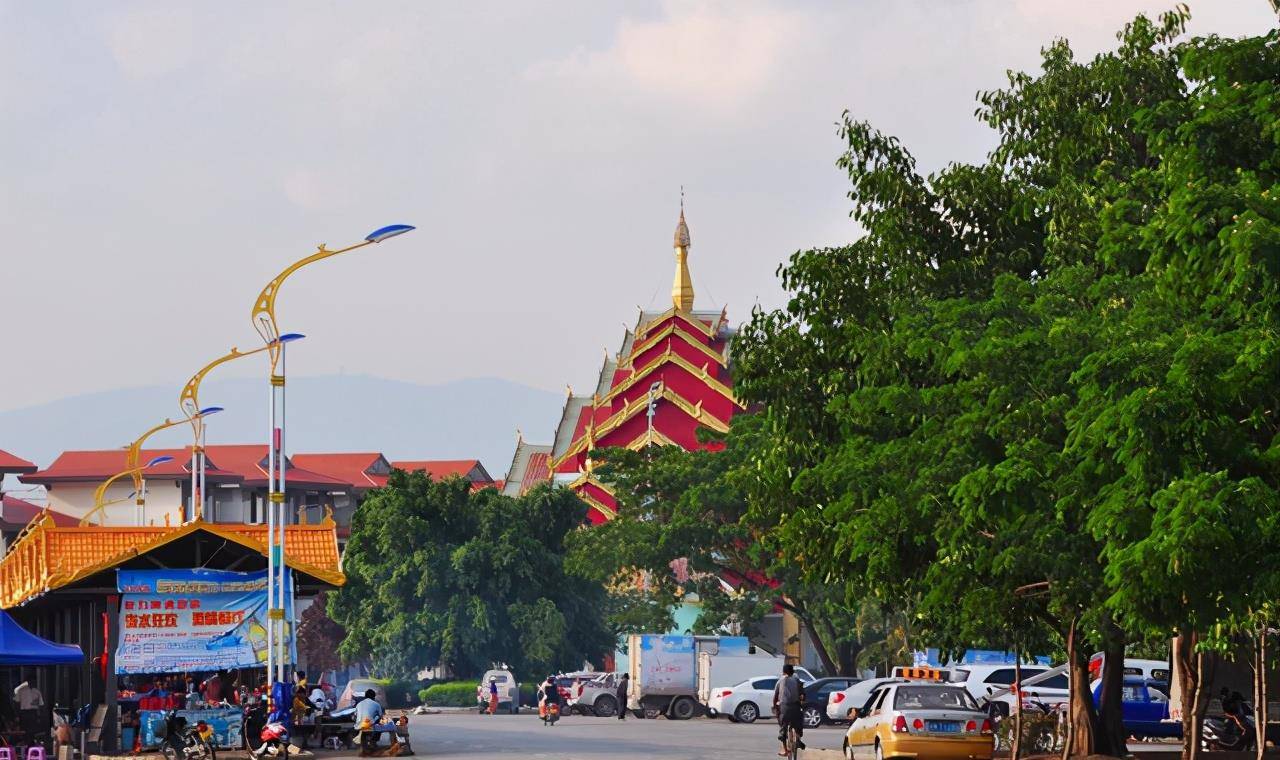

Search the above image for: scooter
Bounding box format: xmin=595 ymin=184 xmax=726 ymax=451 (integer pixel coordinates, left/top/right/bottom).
xmin=1203 ymin=706 xmax=1255 ymax=752
xmin=156 ymin=711 xmax=215 ymax=760
xmin=251 ymin=721 xmax=291 ymax=759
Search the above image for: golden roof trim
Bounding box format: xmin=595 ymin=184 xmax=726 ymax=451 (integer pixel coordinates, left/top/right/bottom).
xmin=624 ymin=322 xmax=727 ymax=369
xmin=605 ymin=347 xmax=742 ymax=409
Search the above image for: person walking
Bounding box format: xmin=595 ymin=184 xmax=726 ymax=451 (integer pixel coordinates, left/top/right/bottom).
xmin=615 ymin=673 xmax=629 ymax=720
xmin=487 ymin=677 xmax=499 ymax=716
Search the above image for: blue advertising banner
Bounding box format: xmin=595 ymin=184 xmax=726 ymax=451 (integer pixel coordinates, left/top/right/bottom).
xmin=116 ymin=568 xmax=294 ymax=675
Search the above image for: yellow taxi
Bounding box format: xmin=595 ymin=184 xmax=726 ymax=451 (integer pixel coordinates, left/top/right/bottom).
xmin=842 ymin=678 xmax=994 ymax=760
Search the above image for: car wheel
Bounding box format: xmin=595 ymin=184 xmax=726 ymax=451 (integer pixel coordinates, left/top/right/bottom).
xmin=875 ymin=740 xmax=885 ymax=760
xmin=803 ymin=706 xmax=823 ymax=728
xmin=669 ymin=697 xmax=696 ymax=720
xmin=734 ymin=701 xmax=759 ymax=724
xmin=593 ymin=695 xmax=618 ymax=718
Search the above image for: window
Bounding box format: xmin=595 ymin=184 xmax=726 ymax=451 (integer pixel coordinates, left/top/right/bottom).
xmin=1122 ymin=686 xmax=1145 ymax=702
xmin=1149 ymin=688 xmax=1168 ymax=703
xmin=1151 ymin=669 xmax=1170 ymax=682
xmin=871 ymin=688 xmax=890 ymax=711
xmin=1036 ymin=675 xmax=1069 ymax=690
xmin=983 ymin=667 xmax=1045 ymax=685
xmin=752 ymin=678 xmax=777 ymax=691
xmin=818 ymin=682 xmax=844 ymax=695
xmin=893 ymin=686 xmax=980 ymax=711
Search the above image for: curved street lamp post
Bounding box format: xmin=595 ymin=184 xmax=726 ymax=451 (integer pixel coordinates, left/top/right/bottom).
xmin=250 ymin=224 xmax=414 ymax=684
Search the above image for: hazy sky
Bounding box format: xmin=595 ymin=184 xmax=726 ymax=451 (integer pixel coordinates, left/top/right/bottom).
xmin=1 ymin=1 xmax=1273 ymax=412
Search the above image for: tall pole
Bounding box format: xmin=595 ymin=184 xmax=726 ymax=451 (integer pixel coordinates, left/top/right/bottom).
xmin=277 ymin=341 xmax=289 ymax=683
xmin=248 ymin=224 xmax=414 ymax=693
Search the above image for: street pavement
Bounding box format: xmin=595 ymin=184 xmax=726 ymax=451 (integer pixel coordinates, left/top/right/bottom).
xmin=399 ymin=711 xmax=846 ymax=759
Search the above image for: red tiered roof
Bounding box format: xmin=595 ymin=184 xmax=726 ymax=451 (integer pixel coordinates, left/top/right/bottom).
xmin=503 ymin=210 xmax=744 ymax=522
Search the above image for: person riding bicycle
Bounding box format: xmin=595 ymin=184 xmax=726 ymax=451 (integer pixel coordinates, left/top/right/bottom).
xmin=772 ymin=663 xmax=806 ymax=757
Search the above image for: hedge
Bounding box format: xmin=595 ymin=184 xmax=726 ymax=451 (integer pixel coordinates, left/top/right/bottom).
xmin=419 ymin=682 xmax=479 ymax=707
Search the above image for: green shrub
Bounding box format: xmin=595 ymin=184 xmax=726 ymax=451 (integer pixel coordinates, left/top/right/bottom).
xmin=420 ymin=682 xmax=480 ymax=707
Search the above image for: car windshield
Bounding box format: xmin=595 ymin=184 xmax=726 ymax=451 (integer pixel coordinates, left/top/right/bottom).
xmin=893 ymin=686 xmax=978 ymax=711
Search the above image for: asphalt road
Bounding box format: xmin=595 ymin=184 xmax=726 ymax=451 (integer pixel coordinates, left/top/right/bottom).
xmin=400 ymin=711 xmax=847 ymax=759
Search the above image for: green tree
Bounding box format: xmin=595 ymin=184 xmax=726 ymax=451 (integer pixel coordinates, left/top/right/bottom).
xmin=566 ymin=415 xmax=867 ymax=675
xmin=330 ymin=473 xmax=613 ymax=680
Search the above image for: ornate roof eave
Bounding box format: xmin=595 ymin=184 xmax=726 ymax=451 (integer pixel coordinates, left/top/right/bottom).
xmin=635 ymin=306 xmax=718 ymax=341
xmin=575 ymin=488 xmax=617 ymax=521
xmin=623 ymin=321 xmax=728 ymax=370
xmin=1 ymin=516 xmax=345 ymax=609
xmin=549 ymin=385 xmax=731 ymax=470
xmin=565 ymin=471 xmax=617 ymax=495
xmin=604 ymin=347 xmax=743 ymax=409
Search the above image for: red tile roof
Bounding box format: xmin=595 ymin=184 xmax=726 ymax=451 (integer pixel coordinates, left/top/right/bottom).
xmin=0 ymin=495 xmax=76 ymax=528
xmin=392 ymin=459 xmax=487 ymax=481
xmin=0 ymin=450 xmax=36 ymax=474
xmin=20 ymin=445 xmax=349 ymax=489
xmin=291 ymin=453 xmax=388 ymax=489
xmin=521 ymin=452 xmax=551 ymax=493
xmin=21 ymin=448 xmax=237 ymax=483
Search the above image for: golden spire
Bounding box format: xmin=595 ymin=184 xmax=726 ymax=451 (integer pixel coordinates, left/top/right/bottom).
xmin=672 ymin=193 xmax=694 ymax=312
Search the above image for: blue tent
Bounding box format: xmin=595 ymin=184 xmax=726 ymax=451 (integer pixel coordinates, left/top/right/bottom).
xmin=0 ymin=611 xmax=83 ymax=666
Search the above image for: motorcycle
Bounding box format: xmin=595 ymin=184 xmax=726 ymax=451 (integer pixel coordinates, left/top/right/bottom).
xmin=251 ymin=721 xmax=291 ymax=759
xmin=1203 ymin=704 xmax=1256 ymax=752
xmin=156 ymin=711 xmax=216 ymax=760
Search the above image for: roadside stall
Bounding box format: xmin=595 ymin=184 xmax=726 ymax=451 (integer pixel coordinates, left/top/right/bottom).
xmin=116 ymin=568 xmax=295 ymax=751
xmin=0 ymin=611 xmax=84 ymax=750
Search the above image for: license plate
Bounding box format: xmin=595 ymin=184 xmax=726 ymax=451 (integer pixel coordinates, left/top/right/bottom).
xmin=926 ymin=720 xmax=960 ymax=733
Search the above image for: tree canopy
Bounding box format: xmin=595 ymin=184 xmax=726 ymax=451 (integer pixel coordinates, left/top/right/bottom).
xmin=330 ymin=473 xmax=613 ymax=681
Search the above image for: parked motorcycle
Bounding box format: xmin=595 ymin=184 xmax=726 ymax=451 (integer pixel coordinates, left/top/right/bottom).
xmin=1203 ymin=700 xmax=1256 ymax=752
xmin=156 ymin=711 xmax=216 ymax=760
xmin=251 ymin=720 xmax=291 ymax=759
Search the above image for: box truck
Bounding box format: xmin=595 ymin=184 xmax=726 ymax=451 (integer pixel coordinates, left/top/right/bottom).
xmin=626 ymin=634 xmax=789 ymax=719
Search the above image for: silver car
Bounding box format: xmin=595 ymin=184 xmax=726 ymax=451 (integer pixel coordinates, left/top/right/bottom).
xmin=574 ymin=672 xmax=624 ymax=717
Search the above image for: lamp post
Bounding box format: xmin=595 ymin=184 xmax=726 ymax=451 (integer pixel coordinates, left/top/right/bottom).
xmin=249 ymin=224 xmax=414 ymax=686
xmin=82 ymin=454 xmax=175 ymax=527
xmin=180 ymin=337 xmax=305 ymax=522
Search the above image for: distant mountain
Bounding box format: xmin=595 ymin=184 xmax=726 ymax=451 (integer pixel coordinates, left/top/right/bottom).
xmin=0 ymin=375 xmax=564 ymax=478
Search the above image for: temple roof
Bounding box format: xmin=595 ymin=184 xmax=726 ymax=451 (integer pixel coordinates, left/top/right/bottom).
xmin=502 ymin=441 xmax=553 ymax=498
xmin=0 ymin=515 xmax=344 ymax=609
xmin=392 ymin=459 xmax=494 ymax=486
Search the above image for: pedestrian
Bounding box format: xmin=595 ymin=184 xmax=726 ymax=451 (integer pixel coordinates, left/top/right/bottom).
xmin=615 ymin=673 xmax=629 ymax=720
xmin=487 ymin=677 xmax=499 ymax=716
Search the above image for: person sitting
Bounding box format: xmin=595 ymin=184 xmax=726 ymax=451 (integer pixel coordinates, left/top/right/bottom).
xmin=354 ymin=689 xmax=384 ymax=728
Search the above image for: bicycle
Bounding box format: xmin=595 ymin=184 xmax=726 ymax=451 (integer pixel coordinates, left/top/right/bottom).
xmin=784 ymin=724 xmax=801 ymax=760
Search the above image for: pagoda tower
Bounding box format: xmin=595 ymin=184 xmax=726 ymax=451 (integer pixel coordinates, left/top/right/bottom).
xmin=504 ymin=207 xmax=744 ymax=523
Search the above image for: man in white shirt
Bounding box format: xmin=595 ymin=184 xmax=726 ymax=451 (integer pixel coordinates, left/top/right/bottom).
xmin=14 ymin=681 xmax=43 ymax=710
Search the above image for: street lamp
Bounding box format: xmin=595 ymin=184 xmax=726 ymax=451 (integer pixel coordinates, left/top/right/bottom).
xmin=82 ymin=454 xmax=177 ymax=527
xmin=249 ymin=225 xmax=413 ymax=686
xmin=180 ymin=336 xmax=305 ymax=522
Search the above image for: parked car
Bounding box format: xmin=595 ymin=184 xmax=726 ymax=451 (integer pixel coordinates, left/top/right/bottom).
xmin=1090 ymin=678 xmax=1182 ymax=740
xmin=843 ymin=681 xmax=994 ymax=760
xmin=475 ymin=669 xmax=520 ymax=714
xmin=801 ymin=678 xmax=861 ymax=728
xmin=575 ymin=672 xmax=624 ymax=717
xmin=335 ymin=679 xmax=387 ymax=710
xmin=1088 ymin=654 xmax=1170 ymax=684
xmin=707 ymin=676 xmax=779 ymax=724
xmin=829 ymin=678 xmax=910 ymax=723
xmin=948 ymin=664 xmax=1069 ymax=707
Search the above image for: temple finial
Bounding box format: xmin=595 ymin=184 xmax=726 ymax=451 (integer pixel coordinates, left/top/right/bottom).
xmin=672 ymin=194 xmax=694 ymax=311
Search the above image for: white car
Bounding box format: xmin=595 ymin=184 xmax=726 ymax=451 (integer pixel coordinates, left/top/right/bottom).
xmin=947 ymin=664 xmax=1069 ymax=708
xmin=708 ymin=676 xmax=781 ymax=724
xmin=828 ymin=677 xmax=909 ymax=722
xmin=476 ymin=669 xmax=520 ymax=714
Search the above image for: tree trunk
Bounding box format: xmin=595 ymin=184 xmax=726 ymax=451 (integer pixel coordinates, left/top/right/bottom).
xmin=1254 ymin=626 xmax=1268 ymax=760
xmin=1064 ymin=617 xmax=1098 ymax=758
xmin=1177 ymin=629 xmax=1203 ymax=760
xmin=1012 ymin=657 xmax=1023 ymax=760
xmin=1097 ymin=631 xmax=1128 ymax=756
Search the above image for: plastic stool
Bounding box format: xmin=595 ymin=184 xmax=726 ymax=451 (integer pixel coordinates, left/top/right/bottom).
xmin=25 ymin=746 xmax=44 ymax=760
xmin=0 ymin=746 xmax=13 ymax=760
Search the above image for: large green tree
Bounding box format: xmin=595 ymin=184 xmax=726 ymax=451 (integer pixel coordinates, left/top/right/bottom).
xmin=729 ymin=8 xmax=1278 ymax=758
xmin=330 ymin=473 xmax=613 ymax=680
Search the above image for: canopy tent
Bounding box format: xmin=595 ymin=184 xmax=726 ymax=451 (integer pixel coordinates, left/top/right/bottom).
xmin=0 ymin=610 xmax=83 ymax=665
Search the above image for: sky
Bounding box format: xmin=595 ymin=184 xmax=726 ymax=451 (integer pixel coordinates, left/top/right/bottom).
xmin=0 ymin=0 xmax=1274 ymax=412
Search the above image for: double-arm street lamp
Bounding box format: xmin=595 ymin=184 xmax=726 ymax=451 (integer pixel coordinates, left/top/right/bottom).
xmin=249 ymin=224 xmax=414 ymax=685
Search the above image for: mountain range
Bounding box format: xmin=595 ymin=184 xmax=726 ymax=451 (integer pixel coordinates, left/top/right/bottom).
xmin=0 ymin=375 xmax=564 ymax=482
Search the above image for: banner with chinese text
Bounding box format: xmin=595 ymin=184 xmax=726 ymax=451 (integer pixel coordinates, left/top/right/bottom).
xmin=115 ymin=568 xmax=294 ymax=675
